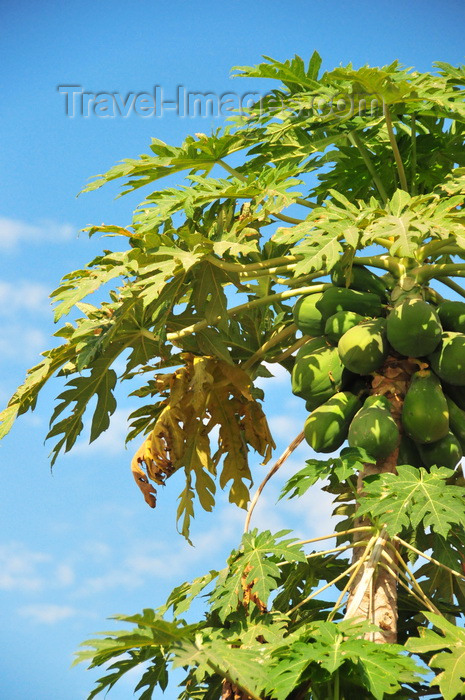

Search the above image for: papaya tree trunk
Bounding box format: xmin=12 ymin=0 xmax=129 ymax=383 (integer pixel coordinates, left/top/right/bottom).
xmin=345 ymin=355 xmax=419 ymax=642
xmin=345 ymin=454 xmax=399 ymax=643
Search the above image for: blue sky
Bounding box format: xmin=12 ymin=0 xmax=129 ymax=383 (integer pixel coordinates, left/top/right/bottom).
xmin=1 ymin=1 xmax=465 ymax=698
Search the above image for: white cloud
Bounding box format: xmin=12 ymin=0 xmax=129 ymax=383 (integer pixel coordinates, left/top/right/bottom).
xmin=269 ymin=413 xmax=302 ymax=440
xmin=246 ymin=440 xmax=338 ymax=540
xmin=0 ymin=383 xmax=9 ymax=404
xmin=243 ymin=490 xmax=288 ymax=534
xmin=0 ymin=543 xmax=76 ymax=594
xmin=262 ymin=362 xmax=290 ymax=384
xmin=18 ymin=603 xmax=78 ymax=624
xmin=76 ymin=505 xmax=244 ymax=596
xmin=80 ymin=540 xmax=112 ymax=561
xmin=0 ymin=324 xmax=48 ymax=361
xmin=0 ymin=281 xmax=51 ymax=316
xmin=55 ymin=564 xmax=75 ymax=587
xmin=0 ymin=217 xmax=74 ymax=252
xmin=0 ymin=543 xmax=51 ymax=592
xmin=246 ymin=476 xmax=337 ymax=541
xmin=281 ymin=485 xmax=338 ymax=539
xmin=70 ymin=408 xmax=131 ymax=457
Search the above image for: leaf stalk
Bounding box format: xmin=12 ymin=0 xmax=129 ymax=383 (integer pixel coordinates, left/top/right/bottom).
xmin=348 ymin=131 xmax=388 ymax=205
xmin=383 ymin=104 xmax=409 ymax=191
xmin=166 ymin=284 xmax=332 ymax=341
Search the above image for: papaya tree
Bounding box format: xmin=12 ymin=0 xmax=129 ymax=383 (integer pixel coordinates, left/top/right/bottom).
xmin=3 ymin=53 xmax=465 ymax=699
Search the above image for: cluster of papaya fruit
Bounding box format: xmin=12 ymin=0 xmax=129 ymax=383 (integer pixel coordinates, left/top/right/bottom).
xmin=291 ymin=262 xmax=465 ymax=470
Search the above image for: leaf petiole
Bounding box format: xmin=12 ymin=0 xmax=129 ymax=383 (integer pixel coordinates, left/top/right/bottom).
xmin=166 ymin=283 xmax=332 ymax=341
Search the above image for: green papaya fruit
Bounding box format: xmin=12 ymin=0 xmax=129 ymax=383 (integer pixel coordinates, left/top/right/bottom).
xmin=437 ymin=300 xmax=465 ymax=333
xmin=315 ymin=287 xmax=383 ymax=321
xmin=418 ymin=431 xmax=463 ymax=470
xmin=330 ymin=261 xmax=388 ymax=299
xmin=348 ymin=404 xmax=399 ymax=459
xmin=363 ymin=394 xmax=391 ymax=411
xmin=386 ymin=299 xmax=442 ymax=357
xmin=324 ymin=311 xmax=365 ymax=345
xmin=338 ymin=318 xmax=388 ymax=375
xmin=292 ymin=293 xmax=325 ymax=336
xmin=291 ymin=337 xmax=345 ymax=409
xmin=429 ymin=332 xmax=465 ymax=386
xmin=304 ymin=391 xmax=362 ymax=453
xmin=381 ymin=272 xmax=396 ymax=290
xmin=445 ymin=396 xmax=465 ymax=451
xmin=443 ymin=382 xmax=465 ymax=411
xmin=398 ymin=434 xmax=422 ymax=468
xmin=402 ymin=370 xmax=449 ymax=444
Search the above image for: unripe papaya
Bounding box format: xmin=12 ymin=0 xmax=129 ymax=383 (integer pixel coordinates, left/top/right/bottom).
xmin=381 ymin=272 xmax=396 ymax=290
xmin=402 ymin=370 xmax=449 ymax=444
xmin=386 ymin=299 xmax=442 ymax=357
xmin=363 ymin=394 xmax=391 ymax=411
xmin=324 ymin=311 xmax=365 ymax=344
xmin=418 ymin=431 xmax=463 ymax=470
xmin=303 ymin=369 xmax=362 ymax=409
xmin=315 ymin=287 xmax=383 ymax=321
xmin=443 ymin=382 xmax=465 ymax=411
xmin=292 ymin=293 xmax=325 ymax=336
xmin=291 ymin=338 xmax=345 ymax=409
xmin=338 ymin=318 xmax=388 ymax=375
xmin=348 ymin=403 xmax=398 ymax=460
xmin=398 ymin=434 xmax=422 ymax=468
xmin=437 ymin=300 xmax=465 ymax=333
xmin=294 ymin=337 xmax=326 ymax=363
xmin=445 ymin=396 xmax=465 ymax=451
xmin=304 ymin=391 xmax=361 ymax=453
xmin=330 ymin=261 xmax=388 ymax=299
xmin=429 ymin=332 xmax=465 ymax=386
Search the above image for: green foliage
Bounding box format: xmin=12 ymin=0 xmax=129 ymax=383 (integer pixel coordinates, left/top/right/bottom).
xmin=357 ymin=464 xmax=465 ymax=538
xmin=75 ymin=606 xmax=425 ymax=700
xmin=209 ymin=529 xmax=306 ymax=620
xmin=280 ymin=446 xmax=375 ymax=499
xmin=266 ymin=619 xmax=423 ymax=700
xmin=4 ymin=52 xmax=465 ymax=699
xmin=405 ymin=613 xmax=465 ymax=699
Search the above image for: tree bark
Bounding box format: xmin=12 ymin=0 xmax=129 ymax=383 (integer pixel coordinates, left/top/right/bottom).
xmin=345 ymin=355 xmax=420 ymax=643
xmin=345 ymin=456 xmax=398 ymax=643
